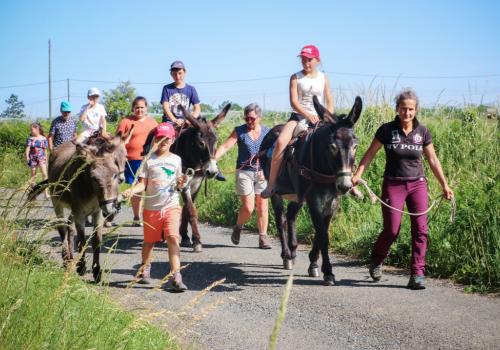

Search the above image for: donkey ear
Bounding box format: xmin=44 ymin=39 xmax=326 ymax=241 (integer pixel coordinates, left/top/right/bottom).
xmin=313 ymin=95 xmax=336 ymax=123
xmin=347 ymin=96 xmax=363 ymax=126
xmin=179 ymin=105 xmax=201 ymax=129
xmin=211 ymin=103 xmax=231 ymax=128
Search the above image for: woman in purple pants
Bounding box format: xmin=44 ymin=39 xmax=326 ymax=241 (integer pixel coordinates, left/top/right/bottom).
xmin=351 ymin=88 xmax=454 ymax=290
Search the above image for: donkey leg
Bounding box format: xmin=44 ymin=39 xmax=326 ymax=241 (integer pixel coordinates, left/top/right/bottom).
xmin=286 ymin=201 xmax=303 ymax=262
xmin=308 ymin=201 xmax=335 ymax=285
xmin=73 ymin=213 xmax=87 ymax=276
xmin=270 ymin=196 xmax=291 ymax=269
xmin=91 ymin=211 xmax=103 ymax=282
xmin=183 ymin=190 xmax=202 ymax=252
xmin=53 ymin=203 xmax=71 ymax=265
xmin=179 ymin=205 xmax=192 ymax=247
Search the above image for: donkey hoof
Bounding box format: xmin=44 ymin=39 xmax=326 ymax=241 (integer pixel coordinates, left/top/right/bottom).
xmin=283 ymin=259 xmax=293 ymax=270
xmin=192 ymin=242 xmax=203 ymax=253
xmin=180 ymin=238 xmax=192 ymax=248
xmin=76 ymin=261 xmax=86 ymax=276
xmin=308 ymin=266 xmax=320 ymax=278
xmin=322 ymin=274 xmax=336 ymax=286
xmin=93 ymin=266 xmax=102 ymax=283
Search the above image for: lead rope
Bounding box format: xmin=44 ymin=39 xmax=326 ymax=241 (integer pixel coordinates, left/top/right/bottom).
xmin=356 ymin=179 xmax=456 ymax=222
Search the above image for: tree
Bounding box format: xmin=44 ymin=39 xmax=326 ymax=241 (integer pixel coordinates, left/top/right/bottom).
xmin=102 ymin=81 xmax=136 ymax=122
xmin=1 ymin=94 xmax=26 ymax=119
xmin=200 ymin=103 xmax=214 ymax=113
xmin=148 ymin=102 xmax=163 ymax=115
xmin=217 ymin=100 xmax=242 ymax=111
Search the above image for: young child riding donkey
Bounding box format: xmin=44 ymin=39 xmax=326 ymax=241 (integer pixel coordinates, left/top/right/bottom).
xmin=260 ymin=96 xmax=362 ymax=285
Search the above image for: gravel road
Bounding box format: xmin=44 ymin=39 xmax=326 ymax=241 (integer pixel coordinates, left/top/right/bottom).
xmin=19 ymin=198 xmax=500 ymax=350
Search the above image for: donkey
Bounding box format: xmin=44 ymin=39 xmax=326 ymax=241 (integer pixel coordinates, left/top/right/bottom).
xmin=172 ymin=104 xmax=231 ymax=252
xmin=260 ymin=96 xmax=362 ymax=285
xmin=31 ymin=132 xmax=130 ymax=282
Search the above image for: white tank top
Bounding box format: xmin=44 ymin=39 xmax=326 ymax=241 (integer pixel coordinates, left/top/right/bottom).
xmin=295 ymin=71 xmax=326 ymax=116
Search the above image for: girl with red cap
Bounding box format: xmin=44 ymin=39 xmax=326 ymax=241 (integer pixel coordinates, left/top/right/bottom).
xmin=123 ymin=122 xmax=188 ymax=292
xmin=261 ymin=45 xmax=334 ymax=198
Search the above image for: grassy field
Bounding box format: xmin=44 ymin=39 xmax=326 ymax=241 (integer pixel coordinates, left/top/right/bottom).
xmin=0 ymin=198 xmax=180 ymax=350
xmin=0 ymin=107 xmax=498 ymax=294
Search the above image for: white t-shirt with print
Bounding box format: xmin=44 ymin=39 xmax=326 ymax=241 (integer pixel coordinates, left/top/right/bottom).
xmin=79 ymin=103 xmax=107 ymax=131
xmin=138 ymin=153 xmax=182 ymax=211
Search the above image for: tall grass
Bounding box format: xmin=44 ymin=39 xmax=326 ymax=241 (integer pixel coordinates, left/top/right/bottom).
xmin=1 ymin=108 xmax=498 ymax=293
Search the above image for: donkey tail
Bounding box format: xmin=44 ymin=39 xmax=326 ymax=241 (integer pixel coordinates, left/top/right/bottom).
xmin=26 ymin=180 xmax=49 ymax=202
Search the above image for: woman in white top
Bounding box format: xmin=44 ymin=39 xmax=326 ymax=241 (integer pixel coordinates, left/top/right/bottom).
xmin=261 ymin=45 xmax=334 ymax=198
xmin=77 ymin=87 xmax=108 ymax=142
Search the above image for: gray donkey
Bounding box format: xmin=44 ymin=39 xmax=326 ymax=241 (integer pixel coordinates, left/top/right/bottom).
xmin=31 ymin=130 xmax=131 ymax=281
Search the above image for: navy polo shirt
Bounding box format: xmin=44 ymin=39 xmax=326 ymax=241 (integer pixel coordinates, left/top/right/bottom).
xmin=375 ymin=118 xmax=432 ymax=180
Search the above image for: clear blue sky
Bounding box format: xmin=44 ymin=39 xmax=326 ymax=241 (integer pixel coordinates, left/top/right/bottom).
xmin=1 ymin=0 xmax=499 ymax=117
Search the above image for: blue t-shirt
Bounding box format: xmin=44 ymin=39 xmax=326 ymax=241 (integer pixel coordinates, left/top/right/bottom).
xmin=160 ymin=83 xmax=200 ymax=122
xmin=49 ymin=116 xmax=77 ymax=148
xmin=235 ymin=124 xmax=270 ymax=171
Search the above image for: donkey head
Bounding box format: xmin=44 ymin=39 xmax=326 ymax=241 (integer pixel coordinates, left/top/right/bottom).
xmin=313 ymin=95 xmax=362 ymax=194
xmin=180 ymin=104 xmax=231 ymax=178
xmin=78 ymin=132 xmax=130 ymax=219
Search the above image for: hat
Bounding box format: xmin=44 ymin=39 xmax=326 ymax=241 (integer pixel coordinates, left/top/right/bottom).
xmin=298 ymin=45 xmax=320 ymax=59
xmin=87 ymin=87 xmax=101 ymax=97
xmin=170 ymin=60 xmax=185 ymax=71
xmin=60 ymin=100 xmax=72 ymax=112
xmin=155 ymin=123 xmax=176 ymax=139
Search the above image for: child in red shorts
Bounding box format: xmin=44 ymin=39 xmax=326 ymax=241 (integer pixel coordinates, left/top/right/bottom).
xmin=123 ymin=122 xmax=188 ymax=292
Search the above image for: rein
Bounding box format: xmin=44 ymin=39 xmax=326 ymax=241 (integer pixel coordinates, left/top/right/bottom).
xmin=356 ymin=179 xmax=456 ymax=222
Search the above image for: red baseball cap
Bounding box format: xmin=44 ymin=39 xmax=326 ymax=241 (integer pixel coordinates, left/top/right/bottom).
xmin=298 ymin=45 xmax=320 ymax=59
xmin=155 ymin=123 xmax=176 ymax=139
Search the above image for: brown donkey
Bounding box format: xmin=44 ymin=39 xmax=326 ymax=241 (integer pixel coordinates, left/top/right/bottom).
xmin=31 ymin=131 xmax=131 ymax=281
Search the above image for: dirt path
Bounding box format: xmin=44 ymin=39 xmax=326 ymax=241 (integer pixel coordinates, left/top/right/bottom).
xmin=22 ymin=199 xmax=500 ymax=349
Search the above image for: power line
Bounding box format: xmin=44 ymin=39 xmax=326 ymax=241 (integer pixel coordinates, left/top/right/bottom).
xmin=0 ymin=79 xmax=65 ymax=89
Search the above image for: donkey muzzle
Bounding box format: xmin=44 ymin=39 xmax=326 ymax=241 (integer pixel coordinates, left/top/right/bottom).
xmin=203 ymin=159 xmax=219 ymax=178
xmin=336 ymin=171 xmax=353 ymax=194
xmin=100 ymin=198 xmax=120 ymax=219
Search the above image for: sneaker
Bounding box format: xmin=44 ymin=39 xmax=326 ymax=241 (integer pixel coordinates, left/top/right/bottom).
xmin=215 ymin=171 xmax=226 ymax=181
xmin=258 ymin=235 xmax=272 ymax=249
xmin=132 ymin=218 xmax=143 ymax=227
xmin=231 ymin=225 xmax=242 ymax=245
xmin=369 ymin=262 xmax=383 ymax=281
xmin=407 ymin=275 xmax=426 ymax=290
xmin=166 ymin=272 xmax=188 ymax=292
xmin=138 ymin=264 xmax=152 ymax=285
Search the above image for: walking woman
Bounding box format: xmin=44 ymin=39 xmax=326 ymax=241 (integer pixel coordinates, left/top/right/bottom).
xmin=116 ymin=96 xmax=158 ymax=226
xmin=351 ymin=88 xmax=454 ymax=290
xmin=215 ymin=103 xmax=272 ymax=249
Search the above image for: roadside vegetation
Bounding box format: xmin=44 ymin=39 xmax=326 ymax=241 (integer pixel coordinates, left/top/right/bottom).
xmin=0 ymin=103 xmax=498 ymax=296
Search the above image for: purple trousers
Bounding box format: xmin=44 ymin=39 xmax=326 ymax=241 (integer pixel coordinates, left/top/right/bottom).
xmin=372 ymin=178 xmax=429 ymax=276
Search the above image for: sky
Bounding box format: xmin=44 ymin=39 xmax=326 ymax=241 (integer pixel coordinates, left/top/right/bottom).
xmin=0 ymin=0 xmax=499 ymax=118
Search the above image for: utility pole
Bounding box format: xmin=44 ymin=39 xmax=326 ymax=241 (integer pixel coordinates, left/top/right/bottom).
xmin=67 ymin=78 xmax=70 ymax=101
xmin=48 ymin=39 xmax=52 ymax=118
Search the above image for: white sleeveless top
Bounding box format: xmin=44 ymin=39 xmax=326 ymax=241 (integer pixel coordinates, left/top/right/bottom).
xmin=295 ymin=71 xmax=326 ymax=116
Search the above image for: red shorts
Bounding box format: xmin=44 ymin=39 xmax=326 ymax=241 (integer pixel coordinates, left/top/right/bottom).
xmin=143 ymin=207 xmax=181 ymax=243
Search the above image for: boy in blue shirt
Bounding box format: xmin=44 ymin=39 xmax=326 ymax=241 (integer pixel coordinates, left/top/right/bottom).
xmin=161 ymin=60 xmax=201 ymax=126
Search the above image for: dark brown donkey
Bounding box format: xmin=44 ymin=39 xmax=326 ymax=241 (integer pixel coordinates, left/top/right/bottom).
xmin=30 ymin=131 xmax=130 ymax=282
xmin=260 ymin=96 xmax=362 ymax=285
xmin=172 ymin=104 xmax=231 ymax=252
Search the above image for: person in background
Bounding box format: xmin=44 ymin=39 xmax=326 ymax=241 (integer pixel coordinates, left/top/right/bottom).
xmin=351 ymin=88 xmax=454 ymax=290
xmin=261 ymin=44 xmax=334 ymax=198
xmin=25 ymin=122 xmax=49 ymax=199
xmin=116 ymin=96 xmax=158 ymax=226
xmin=77 ymin=87 xmax=108 ymax=142
xmin=48 ymin=100 xmax=77 ymax=151
xmin=160 ymin=60 xmax=226 ymax=181
xmin=123 ymin=122 xmax=188 ymax=292
xmin=215 ymin=103 xmax=272 ymax=249
xmin=161 ymin=60 xmax=201 ymax=126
